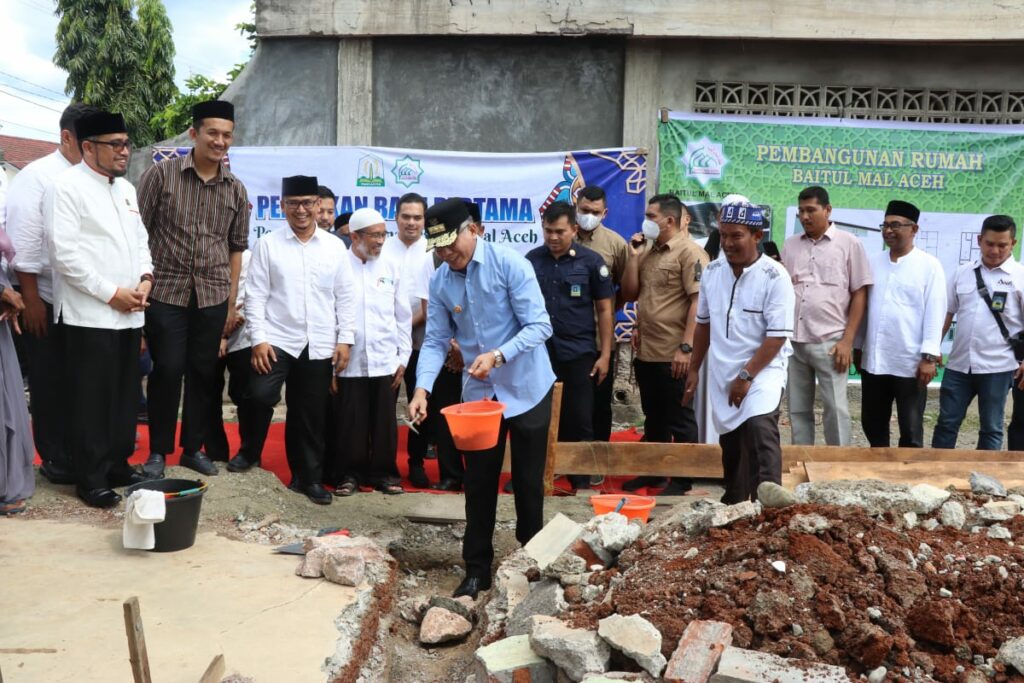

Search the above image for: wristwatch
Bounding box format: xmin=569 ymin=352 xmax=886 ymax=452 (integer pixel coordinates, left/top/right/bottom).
xmin=679 ymin=343 xmax=693 ymax=354
xmin=921 ymin=354 xmax=939 ymax=363
xmin=492 ymin=349 xmax=505 ymax=368
xmin=738 ymin=369 xmax=754 ymax=382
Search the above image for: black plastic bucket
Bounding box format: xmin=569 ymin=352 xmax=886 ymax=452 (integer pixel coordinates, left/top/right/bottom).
xmin=124 ymin=478 xmax=206 ymax=552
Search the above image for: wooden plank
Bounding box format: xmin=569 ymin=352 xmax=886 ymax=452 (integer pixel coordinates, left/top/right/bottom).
xmin=198 ymin=654 xmax=225 ymax=683
xmin=123 ymin=597 xmax=152 ymax=683
xmin=543 ymin=382 xmax=564 ymax=496
xmin=783 ymin=445 xmax=1023 ymax=464
xmin=804 ymin=461 xmax=1024 ymax=489
xmin=405 ymin=511 xmax=466 ymax=524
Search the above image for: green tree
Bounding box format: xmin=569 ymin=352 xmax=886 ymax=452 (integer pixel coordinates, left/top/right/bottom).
xmin=149 ymin=74 xmax=228 ymax=141
xmin=137 ymin=0 xmax=177 ymax=116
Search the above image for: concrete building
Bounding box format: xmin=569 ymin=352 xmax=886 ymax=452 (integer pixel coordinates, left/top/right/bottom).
xmin=176 ymin=2 xmax=1024 ymax=160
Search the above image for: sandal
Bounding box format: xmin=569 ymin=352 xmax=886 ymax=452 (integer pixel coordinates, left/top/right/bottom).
xmin=377 ymin=483 xmax=405 ymax=496
xmin=0 ymin=500 xmax=26 ymax=516
xmin=333 ymin=480 xmax=358 ymax=497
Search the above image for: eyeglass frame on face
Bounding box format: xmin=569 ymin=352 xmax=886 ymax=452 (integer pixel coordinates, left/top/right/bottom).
xmin=283 ymin=198 xmax=319 ymax=211
xmin=86 ymin=138 xmax=132 ymax=152
xmin=879 ymin=221 xmax=916 ymax=231
xmin=357 ymin=230 xmax=388 ymax=241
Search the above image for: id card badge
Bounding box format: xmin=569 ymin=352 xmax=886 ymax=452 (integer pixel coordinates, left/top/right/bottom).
xmin=570 ymin=284 xmax=582 ymax=297
xmin=991 ymin=291 xmax=1008 ymax=312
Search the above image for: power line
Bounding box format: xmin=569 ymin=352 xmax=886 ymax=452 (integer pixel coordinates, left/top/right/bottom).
xmin=0 ymin=118 xmax=59 ymax=139
xmin=0 ymin=79 xmax=68 ymax=105
xmin=0 ymin=69 xmax=66 ymax=98
xmin=0 ymin=88 xmax=64 ymax=113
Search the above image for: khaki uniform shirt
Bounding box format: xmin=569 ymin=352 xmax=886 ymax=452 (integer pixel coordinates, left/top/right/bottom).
xmin=576 ymin=224 xmax=629 ymax=349
xmin=636 ymin=231 xmax=709 ymax=362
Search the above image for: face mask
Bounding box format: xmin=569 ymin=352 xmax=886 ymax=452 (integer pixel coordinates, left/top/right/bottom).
xmin=642 ymin=218 xmax=661 ymax=240
xmin=577 ymin=214 xmax=601 ymax=232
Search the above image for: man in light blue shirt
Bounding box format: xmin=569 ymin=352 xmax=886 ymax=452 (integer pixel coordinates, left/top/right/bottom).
xmin=409 ymin=197 xmax=554 ymax=599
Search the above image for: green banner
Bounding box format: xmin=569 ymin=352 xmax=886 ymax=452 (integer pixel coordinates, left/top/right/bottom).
xmin=658 ymin=113 xmax=1024 ymax=270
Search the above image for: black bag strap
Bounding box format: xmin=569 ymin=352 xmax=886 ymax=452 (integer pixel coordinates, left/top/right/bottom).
xmin=975 ymin=265 xmax=1012 ymax=341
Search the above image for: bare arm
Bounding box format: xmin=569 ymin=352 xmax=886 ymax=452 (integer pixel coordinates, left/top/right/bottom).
xmin=620 ymin=249 xmax=641 ymax=302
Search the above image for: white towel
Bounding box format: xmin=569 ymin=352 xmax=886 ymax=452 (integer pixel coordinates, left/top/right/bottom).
xmin=122 ymin=489 xmax=167 ymax=550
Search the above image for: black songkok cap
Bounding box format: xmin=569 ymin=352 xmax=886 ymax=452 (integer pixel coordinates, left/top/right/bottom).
xmin=424 ymin=197 xmax=471 ymax=250
xmin=192 ymin=99 xmax=235 ymax=125
xmin=463 ymin=199 xmax=481 ymax=225
xmin=281 ymin=175 xmax=319 ymax=197
xmin=885 ymin=200 xmax=921 ymax=223
xmin=75 ymin=111 xmax=127 ymax=139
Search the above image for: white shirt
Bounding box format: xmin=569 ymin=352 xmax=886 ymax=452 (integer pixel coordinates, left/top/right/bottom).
xmin=382 ymin=235 xmax=434 ymax=349
xmin=338 ymin=249 xmax=412 ymax=378
xmin=225 ymin=250 xmax=252 ymax=354
xmin=7 ymin=150 xmax=73 ymax=302
xmin=45 ymin=162 xmax=153 ymax=330
xmin=696 ymin=255 xmax=795 ymax=433
xmin=245 ymin=227 xmax=355 ymax=360
xmin=946 ymin=257 xmax=1024 ymax=374
xmin=861 ymin=247 xmax=946 ymax=378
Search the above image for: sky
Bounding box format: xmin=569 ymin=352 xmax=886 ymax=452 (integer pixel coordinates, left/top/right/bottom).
xmin=0 ymin=0 xmax=253 ymax=142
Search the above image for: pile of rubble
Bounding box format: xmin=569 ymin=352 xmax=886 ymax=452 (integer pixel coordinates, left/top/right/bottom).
xmin=463 ymin=474 xmax=1024 ymax=682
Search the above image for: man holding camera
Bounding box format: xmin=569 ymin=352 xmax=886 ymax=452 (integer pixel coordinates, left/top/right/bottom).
xmin=933 ymin=215 xmax=1024 ymax=450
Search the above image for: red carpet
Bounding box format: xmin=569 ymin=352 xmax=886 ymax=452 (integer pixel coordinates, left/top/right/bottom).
xmin=36 ymin=423 xmax=657 ymax=495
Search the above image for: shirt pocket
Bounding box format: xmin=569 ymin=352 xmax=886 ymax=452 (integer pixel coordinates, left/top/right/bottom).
xmin=655 ymin=262 xmax=682 ymax=289
xmin=565 ymin=269 xmax=590 ymax=300
xmin=815 ymin=252 xmax=846 ymax=287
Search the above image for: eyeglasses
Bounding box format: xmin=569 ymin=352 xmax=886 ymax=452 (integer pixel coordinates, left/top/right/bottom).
xmin=359 ymin=231 xmax=388 ymax=241
xmin=87 ymin=138 xmax=132 ymax=152
xmin=283 ymin=199 xmax=318 ymax=210
xmin=879 ymin=221 xmax=916 ymax=231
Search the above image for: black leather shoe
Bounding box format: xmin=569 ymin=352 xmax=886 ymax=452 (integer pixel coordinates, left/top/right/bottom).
xmin=227 ymin=454 xmax=260 ymax=473
xmin=453 ymin=576 xmax=491 ymax=599
xmin=431 ymin=478 xmax=462 ymax=492
xmin=179 ymin=451 xmax=218 ymax=476
xmin=205 ymin=450 xmax=230 ymax=463
xmin=108 ymin=467 xmax=148 ymax=488
xmin=39 ymin=461 xmax=77 ymax=485
xmin=77 ymin=486 xmax=122 ymax=508
xmin=658 ymin=477 xmax=693 ymax=496
xmin=568 ymin=475 xmax=591 ymax=490
xmin=142 ymin=453 xmax=166 ymax=479
xmin=302 ymin=483 xmax=332 ymax=505
xmin=622 ymin=475 xmax=668 ymax=492
xmin=408 ymin=466 xmax=431 ymax=489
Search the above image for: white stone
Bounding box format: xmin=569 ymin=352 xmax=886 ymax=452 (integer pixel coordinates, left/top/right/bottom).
xmin=910 ymin=483 xmax=951 ymax=513
xmin=982 ymin=501 xmax=1021 ymax=521
xmin=582 ymin=513 xmax=641 ymax=556
xmin=597 ymin=614 xmax=666 ymax=678
xmin=997 ymin=636 xmax=1024 ymax=674
xmin=524 ymin=513 xmax=584 ymax=571
xmin=868 ymin=666 xmax=888 ymax=683
xmin=988 ymin=525 xmax=1013 ymax=540
xmin=710 ymin=501 xmax=760 ymax=528
xmin=530 ymin=615 xmax=611 ymax=681
xmin=757 ymin=481 xmax=797 ymax=508
xmin=939 ymin=588 xmax=953 ymax=598
xmin=970 ymin=472 xmax=1007 ymax=497
xmin=940 ymin=501 xmax=966 ymax=529
xmin=902 ymin=512 xmax=918 ymax=529
xmin=770 ymin=560 xmax=786 ymax=573
xmin=684 ymin=547 xmax=699 ymax=560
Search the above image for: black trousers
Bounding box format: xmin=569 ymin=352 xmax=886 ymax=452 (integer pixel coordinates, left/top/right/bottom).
xmin=633 ymin=359 xmax=698 ymax=486
xmin=552 ymin=353 xmax=596 ymax=442
xmin=463 ymin=388 xmax=552 ymax=578
xmin=63 ymin=324 xmax=141 ymax=490
xmin=145 ymin=294 xmax=228 ymax=455
xmin=720 ymin=400 xmax=783 ymax=504
xmin=24 ymin=302 xmax=68 ymax=468
xmin=431 ymin=366 xmax=467 ymax=482
xmin=404 ymin=349 xmax=429 ymax=468
xmin=860 ymin=370 xmax=926 ymax=447
xmin=246 ymin=346 xmax=332 ymax=486
xmin=592 ymin=348 xmax=617 ymax=442
xmin=1009 ymin=385 xmax=1024 ymax=451
xmin=204 ymin=348 xmax=267 ymax=462
xmin=332 ymin=375 xmax=401 ymax=486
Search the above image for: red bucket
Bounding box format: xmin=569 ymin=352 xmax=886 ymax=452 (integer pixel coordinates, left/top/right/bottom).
xmin=441 ymin=400 xmax=506 ymax=451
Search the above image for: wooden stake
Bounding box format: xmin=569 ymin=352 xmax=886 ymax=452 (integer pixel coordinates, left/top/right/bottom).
xmin=543 ymin=382 xmax=564 ymax=496
xmin=198 ymin=654 xmax=225 ymax=683
xmin=123 ymin=597 xmax=152 ymax=683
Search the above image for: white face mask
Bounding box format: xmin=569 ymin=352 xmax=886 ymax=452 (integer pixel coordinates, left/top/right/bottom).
xmin=641 ymin=218 xmax=661 ymax=240
xmin=577 ymin=213 xmax=601 ymax=232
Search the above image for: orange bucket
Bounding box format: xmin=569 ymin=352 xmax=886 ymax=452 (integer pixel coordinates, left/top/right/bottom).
xmin=441 ymin=400 xmax=506 ymax=451
xmin=590 ymin=494 xmax=656 ymax=523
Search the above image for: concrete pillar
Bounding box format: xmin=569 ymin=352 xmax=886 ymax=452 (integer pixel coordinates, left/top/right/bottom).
xmin=337 ymin=38 xmax=374 ymax=145
xmin=622 ymin=41 xmax=662 ymax=197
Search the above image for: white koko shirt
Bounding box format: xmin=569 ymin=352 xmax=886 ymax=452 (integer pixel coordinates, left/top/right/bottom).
xmin=945 ymin=257 xmax=1024 ymax=375
xmin=45 ymin=162 xmax=153 ymax=330
xmin=861 ymin=247 xmax=946 ymax=378
xmin=338 ymin=248 xmax=412 ymax=378
xmin=245 ymin=226 xmax=355 ymax=360
xmin=696 ymin=255 xmax=795 ymax=434
xmin=381 ymin=235 xmax=433 ymax=349
xmin=7 ymin=149 xmax=72 ymax=302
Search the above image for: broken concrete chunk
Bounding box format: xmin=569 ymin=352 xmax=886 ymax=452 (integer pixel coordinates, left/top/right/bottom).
xmin=322 ymin=551 xmax=366 ymax=586
xmin=529 ymin=615 xmax=611 ymax=682
xmin=795 ymin=480 xmax=921 ymax=515
xmin=524 ymin=513 xmax=584 ymax=571
xmin=981 ymin=501 xmax=1021 ymax=521
xmin=597 ymin=614 xmax=666 ymax=678
xmin=475 ymin=635 xmax=556 ymax=682
xmin=429 ymin=595 xmax=475 ymax=623
xmin=910 ymin=483 xmax=950 ymax=514
xmin=419 ymin=606 xmax=472 ymax=645
xmin=398 ymin=596 xmax=429 ymax=624
xmin=997 ymin=636 xmax=1024 ymax=674
xmin=757 ymin=481 xmax=797 ymax=508
xmin=664 ymin=619 xmax=733 ymax=683
xmin=507 ymin=580 xmax=566 ymax=636
xmin=582 ymin=512 xmax=641 ymax=557
xmin=970 ymin=472 xmax=1007 ymax=497
xmin=582 ymin=674 xmax=656 ymax=682
xmin=709 ymin=646 xmax=849 ymax=682
xmin=787 ymin=513 xmax=830 ymax=535
xmin=940 ymin=501 xmax=966 ymax=529
xmin=295 ymin=546 xmax=329 ymax=578
xmin=988 ymin=525 xmax=1012 ymax=540
xmin=710 ymin=501 xmax=760 ymax=528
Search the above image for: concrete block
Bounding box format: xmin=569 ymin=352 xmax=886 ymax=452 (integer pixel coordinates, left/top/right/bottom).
xmin=475 ymin=635 xmax=556 ymax=683
xmin=420 ymin=606 xmax=473 ymax=644
xmin=664 ymin=619 xmax=733 ymax=683
xmin=709 ymin=646 xmax=849 ymax=682
xmin=508 ymin=580 xmax=566 ymax=636
xmin=939 ymin=501 xmax=966 ymax=529
xmin=530 ymin=615 xmax=611 ymax=682
xmin=322 ymin=551 xmax=366 ymax=586
xmin=909 ymin=483 xmax=950 ymax=513
xmin=525 ymin=514 xmax=584 ymax=571
xmin=709 ymin=501 xmax=760 ymax=528
xmin=597 ymin=614 xmax=666 ymax=677
xmin=981 ymin=500 xmax=1021 ymax=521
